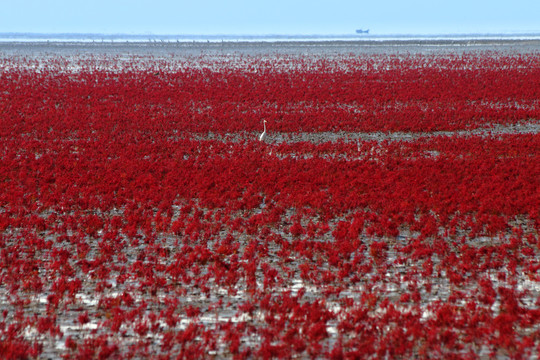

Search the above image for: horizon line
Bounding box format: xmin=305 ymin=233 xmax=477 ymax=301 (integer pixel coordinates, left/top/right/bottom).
xmin=2 ymin=31 xmax=540 ymax=37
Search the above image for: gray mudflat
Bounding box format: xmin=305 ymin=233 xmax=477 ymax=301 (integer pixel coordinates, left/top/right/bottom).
xmin=1 ymin=39 xmax=540 ymax=58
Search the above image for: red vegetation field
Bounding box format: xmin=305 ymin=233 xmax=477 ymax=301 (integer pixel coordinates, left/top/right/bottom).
xmin=1 ymin=52 xmax=539 ymax=359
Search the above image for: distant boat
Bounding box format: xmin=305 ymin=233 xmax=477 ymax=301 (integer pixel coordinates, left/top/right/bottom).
xmin=356 ymin=29 xmax=370 ymax=34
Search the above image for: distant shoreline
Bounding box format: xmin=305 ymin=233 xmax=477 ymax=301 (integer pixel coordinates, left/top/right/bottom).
xmin=2 ymin=31 xmax=540 ymax=40
xmin=3 ymin=38 xmax=539 ymax=44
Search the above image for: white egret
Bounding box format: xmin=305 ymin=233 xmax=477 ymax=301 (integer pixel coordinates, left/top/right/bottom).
xmin=259 ymin=120 xmax=267 ymax=141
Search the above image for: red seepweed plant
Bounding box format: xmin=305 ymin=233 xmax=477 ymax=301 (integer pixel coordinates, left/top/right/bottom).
xmin=0 ymin=52 xmax=538 ymax=358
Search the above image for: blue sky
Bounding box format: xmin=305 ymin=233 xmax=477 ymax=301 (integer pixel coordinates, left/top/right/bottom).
xmin=2 ymin=0 xmax=539 ymax=35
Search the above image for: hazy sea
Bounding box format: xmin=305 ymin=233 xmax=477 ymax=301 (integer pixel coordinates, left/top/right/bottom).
xmin=2 ymin=32 xmax=540 ymax=42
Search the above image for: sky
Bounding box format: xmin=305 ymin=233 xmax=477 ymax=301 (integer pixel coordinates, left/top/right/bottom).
xmin=1 ymin=0 xmax=539 ymax=35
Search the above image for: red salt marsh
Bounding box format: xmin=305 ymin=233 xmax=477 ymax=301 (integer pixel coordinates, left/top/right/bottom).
xmin=0 ymin=45 xmax=539 ymax=359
